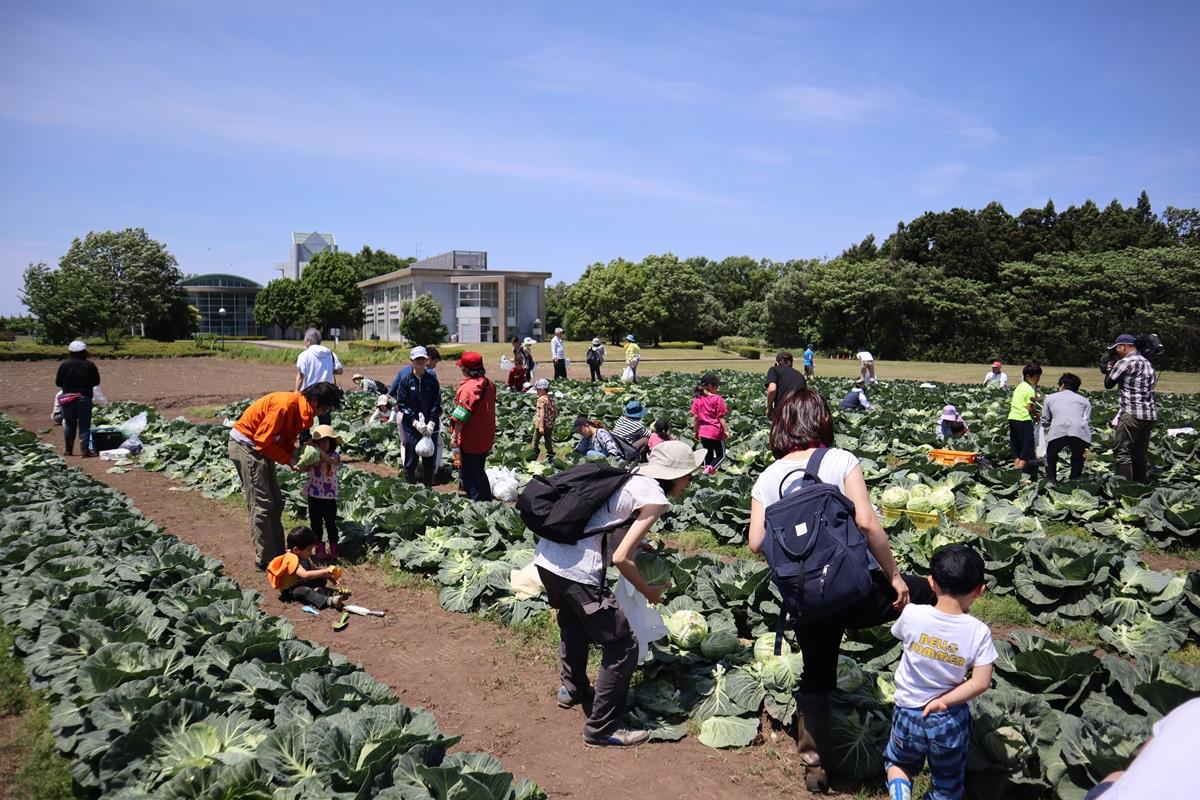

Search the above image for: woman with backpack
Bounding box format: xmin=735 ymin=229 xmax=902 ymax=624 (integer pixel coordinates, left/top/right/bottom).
xmin=747 ymin=388 xmax=934 ymax=793
xmin=586 ymin=337 xmax=605 ymax=382
xmin=533 ymin=440 xmax=705 ymax=748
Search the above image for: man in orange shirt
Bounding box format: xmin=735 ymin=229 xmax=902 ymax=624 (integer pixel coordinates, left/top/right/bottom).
xmin=228 ymin=382 xmax=344 ymax=570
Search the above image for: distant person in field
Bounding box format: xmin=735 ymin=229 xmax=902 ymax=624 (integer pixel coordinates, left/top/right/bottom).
xmin=449 ymin=351 xmax=496 ymax=501
xmin=613 ymin=400 xmax=652 ymax=459
xmin=623 ymin=334 xmax=641 ymax=383
xmin=530 ymin=378 xmax=558 ymax=460
xmin=856 ymin=349 xmax=876 ymax=383
xmin=1083 ymin=697 xmax=1199 ymax=799
xmin=367 ymin=394 xmax=396 ymax=425
xmin=765 ymin=351 xmax=808 ymax=420
xmin=803 ymin=344 xmax=816 ymax=378
xmin=983 ymin=361 xmax=1008 ymax=390
xmin=1102 ymin=333 xmax=1158 ymax=483
xmin=394 ymin=346 xmax=443 ymax=487
xmin=840 ymin=380 xmax=874 ymax=412
xmin=586 ymin=338 xmax=606 ymax=382
xmin=551 ymin=326 xmax=567 ymax=380
xmin=691 ymin=373 xmax=730 ymax=473
xmin=1008 ymin=363 xmax=1043 ymax=475
xmin=55 ymin=340 xmax=101 ymax=458
xmin=572 ymin=417 xmax=626 ymax=460
xmin=936 ymin=405 xmax=970 ymax=439
xmin=1042 ymin=372 xmax=1092 ymax=483
xmin=229 ymin=382 xmax=344 ymax=571
xmin=295 ymin=328 xmax=343 ymax=425
xmin=351 ymin=374 xmax=387 ymax=395
xmin=506 ymin=356 xmax=528 ymax=392
xmin=648 ymin=417 xmax=674 ymax=450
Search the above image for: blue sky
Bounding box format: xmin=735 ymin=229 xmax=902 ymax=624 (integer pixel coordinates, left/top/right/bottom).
xmin=1 ymin=1 xmax=1197 ymax=315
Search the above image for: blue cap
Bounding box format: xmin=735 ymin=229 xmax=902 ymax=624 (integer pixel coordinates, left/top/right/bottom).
xmin=625 ymin=334 xmax=636 ymax=342
xmin=1109 ymin=333 xmax=1137 ymax=348
xmin=624 ymin=400 xmax=647 ymax=418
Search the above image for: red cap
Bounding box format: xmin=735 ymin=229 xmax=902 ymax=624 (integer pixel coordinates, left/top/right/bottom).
xmin=992 ymin=361 xmax=1002 ymax=368
xmin=458 ymin=351 xmax=483 ymax=369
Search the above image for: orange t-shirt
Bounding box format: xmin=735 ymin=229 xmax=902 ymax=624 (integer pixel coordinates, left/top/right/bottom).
xmin=233 ymin=391 xmax=315 ymax=465
xmin=267 ymin=552 xmax=300 ymax=590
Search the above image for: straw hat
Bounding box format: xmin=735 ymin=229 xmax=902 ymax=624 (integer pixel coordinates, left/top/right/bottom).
xmin=309 ymin=424 xmax=344 ymax=445
xmin=635 ymin=440 xmax=705 ymax=481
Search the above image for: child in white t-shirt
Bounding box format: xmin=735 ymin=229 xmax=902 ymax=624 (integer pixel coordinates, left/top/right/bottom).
xmin=885 ymin=544 xmax=996 ymax=800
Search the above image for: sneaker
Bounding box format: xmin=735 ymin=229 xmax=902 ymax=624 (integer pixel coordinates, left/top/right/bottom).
xmin=703 ymin=464 xmax=716 ymax=475
xmin=556 ymin=686 xmax=593 ymax=710
xmin=81 ymin=449 xmax=96 ymax=459
xmin=583 ymin=728 xmax=649 ymax=748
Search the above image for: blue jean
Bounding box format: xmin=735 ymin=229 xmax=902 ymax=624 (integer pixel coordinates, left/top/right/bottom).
xmin=61 ymin=396 xmax=93 ymax=450
xmin=884 ymin=704 xmax=971 ymax=800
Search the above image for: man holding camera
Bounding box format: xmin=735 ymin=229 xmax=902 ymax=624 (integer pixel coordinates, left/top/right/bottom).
xmin=1102 ymin=333 xmax=1157 ymax=483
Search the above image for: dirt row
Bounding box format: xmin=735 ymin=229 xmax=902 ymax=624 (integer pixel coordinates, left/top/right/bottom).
xmin=0 ymin=362 xmax=815 ymax=800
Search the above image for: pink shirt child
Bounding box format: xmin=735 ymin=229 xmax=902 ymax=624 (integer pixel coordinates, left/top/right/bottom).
xmin=690 ymin=394 xmax=728 ymax=440
xmin=648 ymin=432 xmax=673 ymax=450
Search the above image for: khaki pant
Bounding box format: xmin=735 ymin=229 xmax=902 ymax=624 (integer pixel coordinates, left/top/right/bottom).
xmin=1113 ymin=415 xmax=1155 ymax=483
xmin=228 ymin=438 xmax=284 ymax=569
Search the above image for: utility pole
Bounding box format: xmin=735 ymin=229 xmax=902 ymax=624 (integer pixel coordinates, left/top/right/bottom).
xmin=413 ymin=242 xmax=422 ymax=260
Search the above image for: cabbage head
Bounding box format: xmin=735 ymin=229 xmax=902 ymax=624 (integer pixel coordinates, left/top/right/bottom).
xmin=700 ymin=615 xmax=741 ymax=659
xmin=929 ymin=487 xmax=956 ymax=512
xmin=836 ymin=656 xmax=863 ymax=692
xmin=880 ymin=486 xmax=910 ymax=509
xmin=666 ymin=610 xmax=708 ymax=649
xmin=909 ymin=484 xmax=932 ymax=499
xmin=754 ymin=633 xmax=791 ymax=663
xmin=295 ymin=445 xmax=320 ymax=468
xmin=906 ymin=495 xmax=933 ymax=513
xmin=761 ymin=655 xmax=799 ymax=693
xmin=634 ymin=552 xmax=672 ymax=588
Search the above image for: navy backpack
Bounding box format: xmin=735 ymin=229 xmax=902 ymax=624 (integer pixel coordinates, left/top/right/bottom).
xmin=762 ymin=449 xmax=874 ymax=653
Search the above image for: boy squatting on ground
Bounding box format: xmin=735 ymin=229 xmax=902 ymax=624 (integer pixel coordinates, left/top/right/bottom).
xmin=885 ymin=544 xmax=996 ymax=800
xmin=267 ymin=526 xmax=349 ymax=610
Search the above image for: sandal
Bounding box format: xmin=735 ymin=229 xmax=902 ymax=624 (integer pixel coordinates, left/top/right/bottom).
xmin=331 ymin=610 xmax=350 ymax=631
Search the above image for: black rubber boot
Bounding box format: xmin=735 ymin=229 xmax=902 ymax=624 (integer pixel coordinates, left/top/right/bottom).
xmin=64 ymin=435 xmax=74 ymax=456
xmin=797 ymin=693 xmax=832 ymax=793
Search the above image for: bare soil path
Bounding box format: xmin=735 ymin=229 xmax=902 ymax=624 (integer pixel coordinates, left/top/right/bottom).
xmin=0 ymin=364 xmax=815 ymax=800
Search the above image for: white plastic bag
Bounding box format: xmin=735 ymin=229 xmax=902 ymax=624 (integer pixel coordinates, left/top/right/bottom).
xmin=93 ymin=387 xmax=110 ymax=407
xmin=52 ymin=391 xmax=64 ymax=424
xmin=509 ymin=562 xmax=544 ymax=600
xmin=613 ymin=576 xmax=667 ymax=664
xmin=620 ymin=366 xmax=635 ymax=383
xmin=117 ymin=411 xmax=148 ymax=450
xmin=486 ymin=466 xmax=522 ymax=502
xmin=1034 ymin=425 xmax=1047 ymax=459
xmin=500 ymin=356 xmax=514 ymax=373
xmin=413 ymin=413 xmax=437 ymax=457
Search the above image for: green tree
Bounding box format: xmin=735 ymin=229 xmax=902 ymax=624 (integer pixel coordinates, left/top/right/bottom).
xmin=399 ymin=294 xmax=448 ymax=345
xmin=562 ymin=258 xmax=651 ymax=343
xmin=253 ymin=278 xmax=305 ymax=332
xmin=349 ymin=246 xmax=413 ymax=282
xmin=22 ymin=229 xmax=192 ymax=343
xmin=642 ymin=253 xmax=704 ymax=343
xmin=544 ymin=281 xmax=571 ymax=333
xmin=1163 ymin=206 xmax=1200 ymax=246
xmin=840 ymin=234 xmax=879 ymax=263
xmin=299 ymin=251 xmax=365 ymax=331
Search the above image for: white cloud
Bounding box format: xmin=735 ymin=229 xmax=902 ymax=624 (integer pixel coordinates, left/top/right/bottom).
xmin=769 ymin=84 xmax=891 ymax=125
xmin=916 ymin=162 xmax=968 ymax=196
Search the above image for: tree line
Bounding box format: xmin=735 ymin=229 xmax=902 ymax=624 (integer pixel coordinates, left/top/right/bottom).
xmin=547 ymin=193 xmax=1200 ymax=370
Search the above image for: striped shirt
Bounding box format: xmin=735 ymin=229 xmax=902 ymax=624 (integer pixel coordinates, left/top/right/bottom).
xmin=1109 ymin=353 xmax=1157 ymax=420
xmin=612 ymin=415 xmax=650 ymax=443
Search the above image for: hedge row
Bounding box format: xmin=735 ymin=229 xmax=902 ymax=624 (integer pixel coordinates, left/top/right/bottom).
xmin=0 ymin=340 xmax=211 ymax=361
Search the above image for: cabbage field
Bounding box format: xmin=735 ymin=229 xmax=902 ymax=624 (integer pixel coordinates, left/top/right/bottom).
xmin=75 ymin=371 xmax=1200 ymax=798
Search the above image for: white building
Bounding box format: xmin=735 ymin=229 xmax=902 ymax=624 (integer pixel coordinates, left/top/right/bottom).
xmin=287 ymin=231 xmax=337 ymax=279
xmin=358 ymin=250 xmax=551 ymax=344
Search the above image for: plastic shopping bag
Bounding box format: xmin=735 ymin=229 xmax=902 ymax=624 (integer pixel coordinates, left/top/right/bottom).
xmin=620 ymin=366 xmax=635 ymax=383
xmin=1034 ymin=425 xmax=1047 ymax=459
xmin=93 ymin=387 xmax=110 ymax=407
xmin=500 ymin=356 xmax=514 ymax=373
xmin=613 ymin=576 xmax=667 ymax=664
xmin=117 ymin=411 xmax=148 ymax=450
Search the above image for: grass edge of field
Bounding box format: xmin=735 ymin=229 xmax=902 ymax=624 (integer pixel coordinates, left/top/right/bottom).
xmin=0 ymin=625 xmax=79 ymax=800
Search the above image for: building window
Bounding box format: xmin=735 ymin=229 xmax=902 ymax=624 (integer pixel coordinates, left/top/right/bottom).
xmin=387 ymin=287 xmax=399 ymax=304
xmin=400 ymin=283 xmax=414 ymax=302
xmin=458 ymin=282 xmax=498 ymax=308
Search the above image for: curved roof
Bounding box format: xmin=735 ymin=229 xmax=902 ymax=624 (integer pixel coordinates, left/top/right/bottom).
xmin=180 ymin=273 xmax=263 ymax=289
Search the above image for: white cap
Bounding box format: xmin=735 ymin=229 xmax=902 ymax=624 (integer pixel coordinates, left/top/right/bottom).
xmin=409 ymin=346 xmax=428 ymax=360
xmin=68 ymin=340 xmax=88 ymax=353
xmin=523 ymin=337 xmax=536 ymax=346
xmin=377 ymin=394 xmax=391 ymax=406
xmin=534 ymin=378 xmax=550 ymax=390
xmin=555 ymin=327 xmax=563 ymax=334
xmin=592 ymin=337 xmax=601 ymax=346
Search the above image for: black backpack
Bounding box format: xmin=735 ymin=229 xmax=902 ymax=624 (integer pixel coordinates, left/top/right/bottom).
xmin=516 ymin=462 xmax=632 ymax=544
xmin=586 ymin=347 xmax=601 ymax=365
xmin=761 ymin=449 xmax=874 ymax=653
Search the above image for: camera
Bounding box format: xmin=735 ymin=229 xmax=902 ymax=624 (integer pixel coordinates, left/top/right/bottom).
xmin=1099 ymin=333 xmax=1164 ymax=372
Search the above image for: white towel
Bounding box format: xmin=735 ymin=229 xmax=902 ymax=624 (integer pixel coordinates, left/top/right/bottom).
xmin=613 ymin=576 xmax=667 ymax=664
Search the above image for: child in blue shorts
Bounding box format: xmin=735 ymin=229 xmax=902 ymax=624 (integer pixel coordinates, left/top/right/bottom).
xmin=885 ymin=544 xmax=996 ymax=800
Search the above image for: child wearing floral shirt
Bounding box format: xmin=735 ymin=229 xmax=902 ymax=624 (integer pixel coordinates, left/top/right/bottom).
xmin=305 ymin=424 xmax=343 ymax=562
xmin=531 ymin=379 xmax=558 ymax=460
